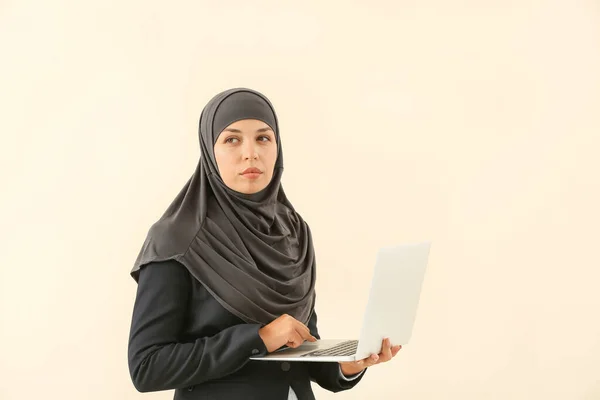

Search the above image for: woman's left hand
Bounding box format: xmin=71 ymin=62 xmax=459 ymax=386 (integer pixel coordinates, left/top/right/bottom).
xmin=338 ymin=338 xmax=401 ymax=376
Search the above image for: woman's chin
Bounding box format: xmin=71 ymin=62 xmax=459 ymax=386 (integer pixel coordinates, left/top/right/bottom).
xmin=234 ymin=182 xmax=268 ymax=195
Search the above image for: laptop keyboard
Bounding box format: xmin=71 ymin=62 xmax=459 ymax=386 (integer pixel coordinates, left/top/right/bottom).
xmin=300 ymin=340 xmax=358 ymax=357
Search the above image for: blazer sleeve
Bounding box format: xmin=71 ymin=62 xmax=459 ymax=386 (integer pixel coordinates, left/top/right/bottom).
xmin=306 ymin=309 xmax=367 ymax=392
xmin=127 ymin=260 xmax=268 ymax=393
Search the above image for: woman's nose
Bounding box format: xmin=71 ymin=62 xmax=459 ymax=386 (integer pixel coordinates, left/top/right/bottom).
xmin=242 ymin=143 xmax=258 ymax=160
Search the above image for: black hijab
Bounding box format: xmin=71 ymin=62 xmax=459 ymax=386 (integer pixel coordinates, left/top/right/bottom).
xmin=131 ymin=88 xmax=316 ymax=325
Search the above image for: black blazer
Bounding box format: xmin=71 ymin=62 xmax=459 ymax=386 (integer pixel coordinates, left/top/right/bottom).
xmin=128 ymin=260 xmax=366 ymax=400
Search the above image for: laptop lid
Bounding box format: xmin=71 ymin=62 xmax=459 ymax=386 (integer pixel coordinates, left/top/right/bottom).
xmin=354 ymin=242 xmax=431 ymax=360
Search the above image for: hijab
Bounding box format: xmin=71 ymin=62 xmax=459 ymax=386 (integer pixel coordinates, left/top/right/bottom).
xmin=130 ymin=88 xmax=316 ymax=325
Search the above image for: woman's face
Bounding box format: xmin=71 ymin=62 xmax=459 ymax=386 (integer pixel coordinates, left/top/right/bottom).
xmin=214 ymin=119 xmax=278 ymax=194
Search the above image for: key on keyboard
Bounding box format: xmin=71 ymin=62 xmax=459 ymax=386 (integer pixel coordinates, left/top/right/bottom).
xmin=300 ymin=340 xmax=358 ymax=357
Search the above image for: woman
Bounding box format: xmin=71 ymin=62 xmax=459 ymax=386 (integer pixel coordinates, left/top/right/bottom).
xmin=127 ymin=88 xmax=401 ymax=399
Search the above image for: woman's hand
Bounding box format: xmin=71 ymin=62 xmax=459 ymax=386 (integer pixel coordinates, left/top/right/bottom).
xmin=258 ymin=314 xmax=317 ymax=353
xmin=339 ymin=338 xmax=401 ymax=376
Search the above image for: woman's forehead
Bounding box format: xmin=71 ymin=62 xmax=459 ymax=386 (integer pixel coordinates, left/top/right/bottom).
xmin=223 ymin=119 xmax=274 ymax=131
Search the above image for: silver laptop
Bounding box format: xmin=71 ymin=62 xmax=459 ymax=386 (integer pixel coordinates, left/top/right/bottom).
xmin=250 ymin=241 xmax=431 ymax=362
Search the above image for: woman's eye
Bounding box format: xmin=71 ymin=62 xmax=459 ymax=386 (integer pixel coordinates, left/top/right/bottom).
xmin=225 ymin=137 xmax=239 ymax=144
xmin=258 ymin=136 xmax=271 ymax=142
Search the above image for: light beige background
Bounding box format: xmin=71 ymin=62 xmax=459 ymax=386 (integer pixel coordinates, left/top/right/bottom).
xmin=1 ymin=1 xmax=599 ymax=399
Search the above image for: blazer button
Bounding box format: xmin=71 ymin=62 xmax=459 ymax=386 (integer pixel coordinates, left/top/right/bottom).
xmin=251 ymin=349 xmax=260 ymax=355
xmin=281 ymin=362 xmax=291 ymax=372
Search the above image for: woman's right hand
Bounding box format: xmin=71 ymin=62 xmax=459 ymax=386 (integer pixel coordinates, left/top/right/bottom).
xmin=258 ymin=314 xmax=317 ymax=353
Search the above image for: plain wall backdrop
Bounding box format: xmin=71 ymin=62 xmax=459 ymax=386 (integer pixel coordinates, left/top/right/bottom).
xmin=1 ymin=1 xmax=599 ymax=399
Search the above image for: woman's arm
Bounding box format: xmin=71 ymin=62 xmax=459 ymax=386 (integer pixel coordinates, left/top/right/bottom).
xmin=127 ymin=260 xmax=268 ymax=392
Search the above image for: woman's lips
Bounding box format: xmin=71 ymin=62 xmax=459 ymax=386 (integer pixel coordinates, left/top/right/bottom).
xmin=241 ymin=167 xmax=262 ymax=180
xmin=241 ymin=173 xmax=261 ymax=179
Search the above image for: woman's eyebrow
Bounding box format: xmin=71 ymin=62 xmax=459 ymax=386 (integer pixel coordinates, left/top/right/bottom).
xmin=223 ymin=127 xmax=273 ymax=133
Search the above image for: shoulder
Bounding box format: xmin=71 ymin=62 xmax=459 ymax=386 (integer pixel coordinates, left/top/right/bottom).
xmin=137 ymin=259 xmax=191 ymax=288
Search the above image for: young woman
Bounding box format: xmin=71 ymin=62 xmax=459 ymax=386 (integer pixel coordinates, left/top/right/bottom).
xmin=127 ymin=88 xmax=400 ymax=399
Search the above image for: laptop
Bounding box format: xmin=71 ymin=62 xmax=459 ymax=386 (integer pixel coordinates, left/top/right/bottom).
xmin=250 ymin=241 xmax=431 ymax=362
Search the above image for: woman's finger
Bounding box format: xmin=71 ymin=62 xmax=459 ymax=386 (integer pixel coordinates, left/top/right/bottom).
xmin=391 ymin=345 xmax=402 ymax=357
xmin=360 ymin=353 xmax=379 ymax=367
xmin=294 ymin=319 xmax=317 ymax=342
xmin=379 ymin=338 xmax=393 ymax=362
xmin=287 ymin=331 xmax=304 ymax=348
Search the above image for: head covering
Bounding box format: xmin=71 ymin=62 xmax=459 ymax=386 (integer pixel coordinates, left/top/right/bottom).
xmin=131 ymin=88 xmax=316 ymax=325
